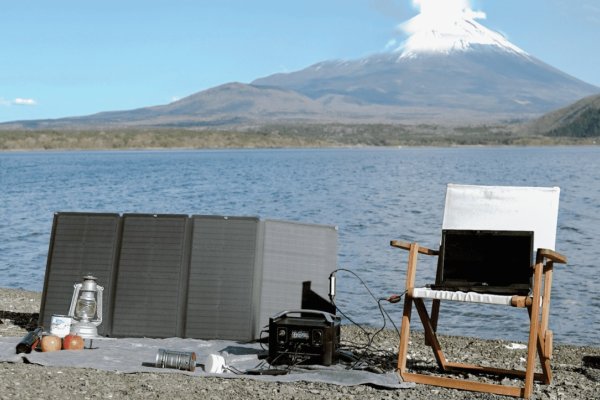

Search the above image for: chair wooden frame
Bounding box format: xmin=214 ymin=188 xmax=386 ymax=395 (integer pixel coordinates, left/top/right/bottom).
xmin=391 ymin=239 xmax=567 ymax=399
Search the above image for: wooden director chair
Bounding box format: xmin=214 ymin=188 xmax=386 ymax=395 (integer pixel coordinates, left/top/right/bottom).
xmin=392 ymin=184 xmax=567 ymax=399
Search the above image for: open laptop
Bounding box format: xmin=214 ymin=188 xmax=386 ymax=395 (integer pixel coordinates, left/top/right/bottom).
xmin=431 ymin=229 xmax=534 ymax=295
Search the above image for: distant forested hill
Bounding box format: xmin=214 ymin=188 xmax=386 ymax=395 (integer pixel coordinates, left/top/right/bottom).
xmin=528 ymin=94 xmax=600 ymax=137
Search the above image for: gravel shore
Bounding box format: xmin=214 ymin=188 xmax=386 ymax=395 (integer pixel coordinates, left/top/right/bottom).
xmin=1 ymin=287 xmax=598 ymax=399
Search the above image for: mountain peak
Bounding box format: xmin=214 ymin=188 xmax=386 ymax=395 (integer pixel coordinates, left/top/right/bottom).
xmin=396 ymin=1 xmax=527 ymax=58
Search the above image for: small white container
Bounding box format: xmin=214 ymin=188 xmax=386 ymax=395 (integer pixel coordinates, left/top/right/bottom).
xmin=49 ymin=314 xmax=72 ymax=338
xmin=205 ymin=354 xmax=226 ymax=373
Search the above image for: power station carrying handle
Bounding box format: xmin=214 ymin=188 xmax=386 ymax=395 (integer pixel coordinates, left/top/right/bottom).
xmin=271 ymin=309 xmax=336 ymax=323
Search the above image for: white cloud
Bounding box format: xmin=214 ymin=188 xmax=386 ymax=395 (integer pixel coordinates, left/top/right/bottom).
xmin=405 ymin=0 xmax=486 ymax=35
xmin=0 ymin=98 xmax=10 ymax=106
xmin=13 ymin=98 xmax=37 ymax=106
xmin=386 ymin=0 xmax=525 ymax=56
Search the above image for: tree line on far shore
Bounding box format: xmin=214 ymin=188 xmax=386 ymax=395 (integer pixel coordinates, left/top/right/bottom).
xmin=0 ymin=123 xmax=597 ymax=151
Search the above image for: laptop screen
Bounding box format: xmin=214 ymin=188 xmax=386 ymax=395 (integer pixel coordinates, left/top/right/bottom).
xmin=437 ymin=230 xmax=534 ymax=295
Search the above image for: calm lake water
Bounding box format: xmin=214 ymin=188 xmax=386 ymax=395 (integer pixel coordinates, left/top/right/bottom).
xmin=1 ymin=147 xmax=598 ymax=346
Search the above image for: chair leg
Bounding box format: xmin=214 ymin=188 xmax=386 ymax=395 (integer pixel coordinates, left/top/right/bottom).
xmin=398 ymin=243 xmax=421 ymax=374
xmin=423 ymin=299 xmax=441 ymax=347
xmin=524 ymin=261 xmax=544 ymax=398
xmin=540 ymin=331 xmax=553 ymax=384
xmin=530 ymin=302 xmax=553 ymax=384
xmin=397 ymin=294 xmax=413 ymax=374
xmin=539 ymin=263 xmax=554 ymax=384
xmin=431 ymin=299 xmax=441 ymax=332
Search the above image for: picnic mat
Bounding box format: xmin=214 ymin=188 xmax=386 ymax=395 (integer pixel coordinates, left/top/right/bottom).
xmin=0 ymin=337 xmax=412 ymax=389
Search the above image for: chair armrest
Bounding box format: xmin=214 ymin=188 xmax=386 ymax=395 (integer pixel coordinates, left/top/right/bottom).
xmin=537 ymin=248 xmax=568 ymax=264
xmin=390 ymin=240 xmax=439 ymax=256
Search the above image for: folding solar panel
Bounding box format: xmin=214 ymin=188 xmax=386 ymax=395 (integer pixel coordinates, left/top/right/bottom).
xmin=184 ymin=216 xmax=260 ymax=341
xmin=40 ymin=213 xmax=120 ymax=336
xmin=257 ymin=220 xmax=337 ymax=337
xmin=110 ymin=214 xmax=190 ymax=338
xmin=40 ymin=213 xmax=338 ymax=340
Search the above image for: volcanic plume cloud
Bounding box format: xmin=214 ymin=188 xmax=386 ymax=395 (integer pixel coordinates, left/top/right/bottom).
xmin=394 ymin=0 xmax=524 ymax=56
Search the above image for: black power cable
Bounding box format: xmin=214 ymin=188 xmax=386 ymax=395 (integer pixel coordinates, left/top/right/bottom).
xmin=329 ymin=268 xmax=407 ymax=371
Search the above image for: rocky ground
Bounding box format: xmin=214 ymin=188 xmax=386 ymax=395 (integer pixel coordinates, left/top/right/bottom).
xmin=1 ymin=287 xmax=598 ymax=399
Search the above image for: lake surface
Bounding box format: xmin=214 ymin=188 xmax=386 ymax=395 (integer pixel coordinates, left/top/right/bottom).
xmin=1 ymin=147 xmax=598 ymax=346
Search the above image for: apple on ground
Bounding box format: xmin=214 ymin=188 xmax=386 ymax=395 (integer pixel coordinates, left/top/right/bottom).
xmin=62 ymin=334 xmax=85 ymax=350
xmin=40 ymin=335 xmax=62 ymax=352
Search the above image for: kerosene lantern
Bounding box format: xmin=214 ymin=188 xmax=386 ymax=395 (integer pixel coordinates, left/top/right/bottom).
xmin=67 ymin=275 xmax=104 ymax=338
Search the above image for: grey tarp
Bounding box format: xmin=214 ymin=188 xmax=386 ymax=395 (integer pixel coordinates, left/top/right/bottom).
xmin=0 ymin=337 xmax=413 ymax=389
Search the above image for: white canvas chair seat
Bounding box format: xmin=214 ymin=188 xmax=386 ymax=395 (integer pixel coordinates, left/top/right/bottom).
xmin=391 ymin=184 xmax=567 ymax=399
xmin=411 ymin=287 xmax=513 ymax=306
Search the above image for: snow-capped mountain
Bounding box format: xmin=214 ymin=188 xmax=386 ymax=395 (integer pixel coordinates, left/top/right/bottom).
xmin=248 ymin=4 xmax=597 ymax=123
xmin=2 ymin=9 xmax=598 ymax=128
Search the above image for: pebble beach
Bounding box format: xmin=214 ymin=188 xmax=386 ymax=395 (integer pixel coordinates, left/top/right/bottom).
xmin=1 ymin=287 xmax=598 ymax=399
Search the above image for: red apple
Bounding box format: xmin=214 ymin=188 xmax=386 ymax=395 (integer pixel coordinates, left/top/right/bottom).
xmin=40 ymin=335 xmax=62 ymax=352
xmin=62 ymin=334 xmax=84 ymax=350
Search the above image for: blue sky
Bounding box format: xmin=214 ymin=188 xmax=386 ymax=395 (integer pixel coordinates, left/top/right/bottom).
xmin=2 ymin=0 xmax=599 ymax=123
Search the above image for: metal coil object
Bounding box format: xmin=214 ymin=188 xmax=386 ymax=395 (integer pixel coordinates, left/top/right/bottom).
xmin=155 ymin=348 xmax=197 ymax=372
